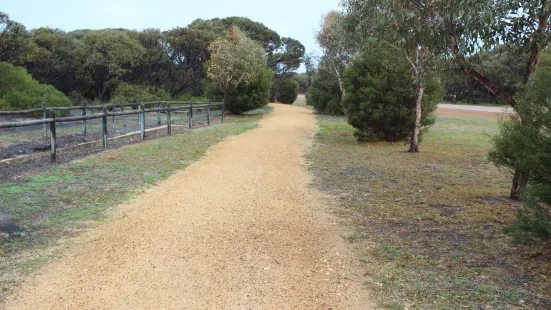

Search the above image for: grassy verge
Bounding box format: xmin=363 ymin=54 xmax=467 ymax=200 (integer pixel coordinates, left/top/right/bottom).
xmin=309 ymin=115 xmax=551 ymax=309
xmin=0 ymin=111 xmax=264 ymax=298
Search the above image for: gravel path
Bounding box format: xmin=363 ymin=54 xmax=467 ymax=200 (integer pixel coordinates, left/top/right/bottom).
xmin=6 ymin=104 xmax=372 ymax=309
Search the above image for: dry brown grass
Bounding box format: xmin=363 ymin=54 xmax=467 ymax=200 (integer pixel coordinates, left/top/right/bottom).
xmin=309 ymin=115 xmax=551 ymax=309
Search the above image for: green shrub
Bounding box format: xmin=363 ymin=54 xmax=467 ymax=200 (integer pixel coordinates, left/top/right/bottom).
xmin=277 ymin=78 xmax=299 ymax=104
xmin=225 ymin=68 xmax=274 ymax=114
xmin=306 ymin=66 xmax=344 ymax=115
xmin=111 ymin=82 xmax=171 ymax=104
xmin=489 ymin=51 xmax=551 ymax=240
xmin=343 ymin=45 xmax=440 ymax=142
xmin=0 ymin=62 xmax=71 ymax=114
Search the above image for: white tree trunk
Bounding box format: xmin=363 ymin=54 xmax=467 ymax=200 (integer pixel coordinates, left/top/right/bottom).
xmin=409 ymin=85 xmax=424 ymax=153
xmin=409 ymin=47 xmax=424 ymax=153
xmin=334 ymin=67 xmax=348 ymax=117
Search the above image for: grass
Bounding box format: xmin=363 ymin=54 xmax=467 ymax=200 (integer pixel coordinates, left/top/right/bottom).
xmin=0 ymin=111 xmax=266 ymax=299
xmin=309 ymin=114 xmax=551 ymax=309
xmin=293 ymin=95 xmax=310 ymax=108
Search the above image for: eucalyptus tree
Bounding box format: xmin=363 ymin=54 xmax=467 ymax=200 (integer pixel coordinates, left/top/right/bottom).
xmin=316 ymin=10 xmax=357 ymax=116
xmin=342 ymin=0 xmax=446 ymax=152
xmin=206 ymin=27 xmax=267 ymax=101
xmin=74 ymin=30 xmax=145 ymax=100
xmin=342 ymin=0 xmax=551 ymax=198
xmin=0 ymin=12 xmax=33 ymax=64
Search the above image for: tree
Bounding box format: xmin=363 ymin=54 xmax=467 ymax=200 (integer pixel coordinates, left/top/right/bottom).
xmin=225 ymin=68 xmax=274 ymax=114
xmin=0 ymin=62 xmax=71 ymax=112
xmin=343 ymin=45 xmax=440 ymax=143
xmin=342 ymin=0 xmax=447 ymax=152
xmin=206 ymin=27 xmax=267 ymax=101
xmin=316 ymin=11 xmax=356 ymax=116
xmin=74 ymin=30 xmax=144 ymax=101
xmin=342 ymin=0 xmax=551 ymax=199
xmin=23 ymin=27 xmax=78 ymax=94
xmin=0 ymin=12 xmax=33 ymax=64
xmin=489 ymin=51 xmax=551 ymax=240
xmin=307 ymin=58 xmax=345 ymax=115
xmin=164 ymin=26 xmax=217 ymax=96
xmin=276 ymin=78 xmax=299 ymax=104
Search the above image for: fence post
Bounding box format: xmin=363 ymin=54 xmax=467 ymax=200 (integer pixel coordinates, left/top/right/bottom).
xmin=167 ymin=103 xmax=172 ymax=135
xmin=188 ymin=103 xmax=193 ymax=129
xmin=102 ymin=106 xmax=108 ymax=148
xmin=112 ymin=105 xmax=115 ymax=124
xmin=207 ymin=101 xmax=211 ymax=125
xmin=157 ymin=102 xmax=161 ymax=126
xmin=139 ymin=103 xmax=145 ymax=140
xmin=82 ymin=102 xmax=87 ymax=136
xmin=50 ymin=110 xmax=56 ymax=163
xmin=221 ymin=101 xmax=225 ymax=123
xmin=42 ymin=102 xmax=47 ymax=139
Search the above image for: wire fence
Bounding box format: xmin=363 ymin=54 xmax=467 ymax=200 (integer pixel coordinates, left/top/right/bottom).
xmin=0 ymin=101 xmax=225 ymax=163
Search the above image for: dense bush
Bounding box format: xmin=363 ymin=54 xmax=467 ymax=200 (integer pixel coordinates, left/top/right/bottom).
xmin=225 ymin=68 xmax=274 ymax=114
xmin=306 ymin=66 xmax=344 ymax=115
xmin=276 ymin=78 xmax=299 ymax=104
xmin=0 ymin=62 xmax=71 ymax=113
xmin=343 ymin=45 xmax=440 ymax=142
xmin=489 ymin=52 xmax=551 ymax=240
xmin=111 ymin=83 xmax=171 ymax=104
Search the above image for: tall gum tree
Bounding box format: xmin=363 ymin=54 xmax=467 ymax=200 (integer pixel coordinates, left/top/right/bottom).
xmin=316 ymin=11 xmax=357 ymax=116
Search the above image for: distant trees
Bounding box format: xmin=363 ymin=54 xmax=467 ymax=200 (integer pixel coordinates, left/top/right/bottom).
xmin=0 ymin=12 xmax=305 ymax=114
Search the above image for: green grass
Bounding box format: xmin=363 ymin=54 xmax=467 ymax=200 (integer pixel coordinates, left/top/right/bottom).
xmin=309 ymin=115 xmax=551 ymax=309
xmin=293 ymin=96 xmax=309 ymax=108
xmin=0 ymin=113 xmax=265 ymax=299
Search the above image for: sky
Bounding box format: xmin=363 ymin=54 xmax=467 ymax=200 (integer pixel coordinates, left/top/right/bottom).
xmin=3 ymin=0 xmax=341 ymax=71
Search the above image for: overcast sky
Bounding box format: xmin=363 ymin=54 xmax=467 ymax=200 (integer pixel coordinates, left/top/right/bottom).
xmin=3 ymin=0 xmax=341 ymax=71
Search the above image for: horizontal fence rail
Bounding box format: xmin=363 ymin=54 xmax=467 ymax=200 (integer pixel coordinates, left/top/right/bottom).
xmin=0 ymin=101 xmax=225 ymax=163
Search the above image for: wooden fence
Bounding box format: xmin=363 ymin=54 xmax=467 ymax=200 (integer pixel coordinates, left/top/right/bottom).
xmin=0 ymin=101 xmax=225 ymax=163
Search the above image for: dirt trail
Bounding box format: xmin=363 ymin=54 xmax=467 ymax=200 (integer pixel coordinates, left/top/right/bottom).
xmin=6 ymin=104 xmax=372 ymax=309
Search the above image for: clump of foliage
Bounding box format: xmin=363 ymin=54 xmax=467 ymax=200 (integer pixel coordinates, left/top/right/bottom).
xmin=206 ymin=27 xmax=267 ymax=101
xmin=0 ymin=62 xmax=71 ymax=113
xmin=307 ymin=63 xmax=344 ymax=115
xmin=343 ymin=45 xmax=440 ymax=142
xmin=111 ymin=82 xmax=170 ymax=104
xmin=226 ymin=68 xmax=273 ymax=114
xmin=276 ymin=78 xmax=299 ymax=104
xmin=489 ymin=52 xmax=551 ymax=240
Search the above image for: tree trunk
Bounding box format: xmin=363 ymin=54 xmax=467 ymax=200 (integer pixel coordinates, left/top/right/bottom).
xmin=510 ymin=170 xmax=529 ymax=200
xmin=409 ymin=84 xmax=424 ymax=153
xmin=334 ymin=68 xmax=348 ymax=117
xmin=449 ymin=36 xmax=517 ymax=110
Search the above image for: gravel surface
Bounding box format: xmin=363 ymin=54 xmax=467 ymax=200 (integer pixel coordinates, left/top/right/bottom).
xmin=5 ymin=104 xmax=373 ymax=309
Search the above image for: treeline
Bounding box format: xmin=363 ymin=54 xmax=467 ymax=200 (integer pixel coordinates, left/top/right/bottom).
xmin=307 ymin=1 xmax=551 ymax=241
xmin=0 ymin=12 xmax=304 ymax=110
